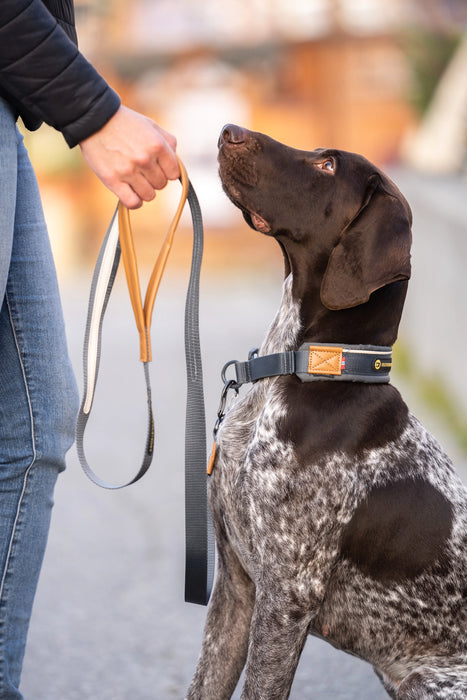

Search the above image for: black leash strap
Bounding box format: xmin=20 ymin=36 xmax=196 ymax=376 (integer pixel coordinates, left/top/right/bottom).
xmin=76 ymin=159 xmax=214 ymax=604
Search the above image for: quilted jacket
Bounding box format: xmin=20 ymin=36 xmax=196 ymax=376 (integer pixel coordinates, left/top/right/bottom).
xmin=0 ymin=0 xmax=121 ymax=147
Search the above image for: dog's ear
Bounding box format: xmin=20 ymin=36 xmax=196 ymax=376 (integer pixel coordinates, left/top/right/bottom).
xmin=320 ymin=175 xmax=412 ymax=311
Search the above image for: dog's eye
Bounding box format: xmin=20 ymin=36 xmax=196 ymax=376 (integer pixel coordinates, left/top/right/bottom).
xmin=316 ymin=159 xmax=335 ymax=173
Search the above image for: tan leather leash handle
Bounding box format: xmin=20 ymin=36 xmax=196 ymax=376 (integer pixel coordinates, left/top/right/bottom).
xmin=118 ymin=157 xmax=189 ymax=362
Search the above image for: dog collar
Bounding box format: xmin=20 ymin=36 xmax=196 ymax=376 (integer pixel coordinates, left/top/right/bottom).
xmin=208 ymin=343 xmax=392 ymax=476
xmin=228 ymin=343 xmax=393 ymax=386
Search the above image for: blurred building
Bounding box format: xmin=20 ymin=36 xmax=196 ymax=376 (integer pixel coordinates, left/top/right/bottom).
xmin=23 ymin=0 xmax=466 ymax=269
xmin=78 ymin=0 xmax=419 ymax=166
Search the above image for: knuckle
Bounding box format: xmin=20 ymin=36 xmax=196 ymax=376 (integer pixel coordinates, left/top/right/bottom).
xmin=149 ymin=138 xmax=165 ymax=156
xmin=136 ymin=151 xmax=153 ymax=169
xmin=120 ymin=162 xmax=137 ymax=179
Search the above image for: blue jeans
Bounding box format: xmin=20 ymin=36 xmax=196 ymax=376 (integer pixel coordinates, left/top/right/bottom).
xmin=0 ymin=97 xmax=79 ymax=698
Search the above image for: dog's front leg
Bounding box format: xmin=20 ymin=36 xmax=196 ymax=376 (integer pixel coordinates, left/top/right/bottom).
xmin=240 ymin=589 xmax=313 ymax=700
xmin=186 ymin=539 xmax=255 ymax=700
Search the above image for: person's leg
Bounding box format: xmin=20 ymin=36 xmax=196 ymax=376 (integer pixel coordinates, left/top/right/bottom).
xmin=0 ymin=99 xmax=79 ymax=698
xmin=0 ymin=99 xmax=16 ymax=302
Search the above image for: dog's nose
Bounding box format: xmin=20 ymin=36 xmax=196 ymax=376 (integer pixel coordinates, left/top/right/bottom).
xmin=218 ymin=124 xmax=246 ymax=148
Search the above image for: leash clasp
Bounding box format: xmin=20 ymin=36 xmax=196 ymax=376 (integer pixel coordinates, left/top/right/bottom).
xmin=213 ymin=378 xmax=239 ymax=438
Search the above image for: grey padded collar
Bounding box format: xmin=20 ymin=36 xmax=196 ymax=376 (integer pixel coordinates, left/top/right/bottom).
xmin=231 ymin=342 xmax=392 ymax=386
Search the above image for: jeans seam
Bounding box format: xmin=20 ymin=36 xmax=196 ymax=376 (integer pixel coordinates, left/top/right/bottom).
xmin=0 ymin=296 xmax=36 ymax=612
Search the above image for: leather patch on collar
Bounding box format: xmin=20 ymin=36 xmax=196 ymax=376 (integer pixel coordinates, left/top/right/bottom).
xmin=307 ymin=346 xmax=343 ymax=376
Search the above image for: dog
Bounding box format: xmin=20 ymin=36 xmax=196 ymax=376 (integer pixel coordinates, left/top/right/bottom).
xmin=186 ymin=125 xmax=467 ymax=699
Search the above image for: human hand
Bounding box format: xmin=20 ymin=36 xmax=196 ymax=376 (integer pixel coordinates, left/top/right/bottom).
xmin=79 ymin=105 xmax=180 ymax=209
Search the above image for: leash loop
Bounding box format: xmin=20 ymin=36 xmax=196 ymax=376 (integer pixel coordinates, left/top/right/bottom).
xmin=76 ymin=157 xmax=215 ymax=605
xmin=76 ymin=158 xmax=189 ymax=488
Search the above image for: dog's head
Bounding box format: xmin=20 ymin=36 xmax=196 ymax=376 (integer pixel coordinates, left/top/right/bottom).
xmin=218 ymin=124 xmax=412 ymax=313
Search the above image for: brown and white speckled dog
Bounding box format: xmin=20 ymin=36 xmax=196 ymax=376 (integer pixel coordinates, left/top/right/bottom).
xmin=186 ymin=125 xmax=467 ymax=699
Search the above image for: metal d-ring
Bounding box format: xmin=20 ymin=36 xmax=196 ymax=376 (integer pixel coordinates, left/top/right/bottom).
xmin=221 ymin=359 xmax=238 ymax=385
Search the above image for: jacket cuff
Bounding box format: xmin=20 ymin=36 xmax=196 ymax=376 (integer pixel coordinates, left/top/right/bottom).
xmin=62 ymin=87 xmax=121 ymax=148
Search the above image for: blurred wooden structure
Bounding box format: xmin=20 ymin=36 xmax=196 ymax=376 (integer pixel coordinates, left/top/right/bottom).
xmin=29 ymin=0 xmax=463 ymax=270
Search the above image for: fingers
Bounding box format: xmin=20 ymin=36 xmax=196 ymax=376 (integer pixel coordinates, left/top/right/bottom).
xmin=116 ymin=183 xmax=144 ymax=210
xmin=134 ymin=123 xmax=180 ymax=188
xmin=155 ymin=128 xmax=180 ymax=179
xmin=114 ymin=148 xmax=176 ymax=209
xmin=79 ymin=106 xmax=181 ymax=209
xmin=112 ymin=121 xmax=181 ymax=208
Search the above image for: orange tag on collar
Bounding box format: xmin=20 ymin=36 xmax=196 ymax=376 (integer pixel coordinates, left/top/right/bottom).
xmin=207 ymin=442 xmax=217 ymax=475
xmin=308 ymin=345 xmax=343 ymax=376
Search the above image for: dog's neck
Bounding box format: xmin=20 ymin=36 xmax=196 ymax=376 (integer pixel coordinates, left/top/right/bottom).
xmin=260 ymin=275 xmax=302 ymax=356
xmin=269 ymin=254 xmax=407 ymax=350
xmin=298 ymin=277 xmax=408 ymax=348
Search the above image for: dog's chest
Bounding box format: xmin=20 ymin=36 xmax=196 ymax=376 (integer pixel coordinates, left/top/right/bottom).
xmin=209 ymin=275 xmax=307 ymax=568
xmin=213 ymin=274 xmax=299 ymax=459
xmin=214 ymin=273 xmax=299 ymax=457
xmin=211 ymin=380 xmax=298 ymax=578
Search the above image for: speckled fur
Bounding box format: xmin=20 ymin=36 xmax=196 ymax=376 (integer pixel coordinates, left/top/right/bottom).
xmin=186 ymin=129 xmax=467 ymax=700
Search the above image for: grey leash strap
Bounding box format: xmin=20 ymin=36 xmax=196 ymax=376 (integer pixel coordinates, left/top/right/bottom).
xmin=184 ymin=183 xmax=215 ymax=605
xmin=76 ymin=169 xmax=214 ymax=605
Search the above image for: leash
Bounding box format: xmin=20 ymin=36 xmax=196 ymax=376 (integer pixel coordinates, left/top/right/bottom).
xmin=76 ymin=158 xmax=214 ymax=605
xmin=209 ymin=343 xmax=392 ymax=475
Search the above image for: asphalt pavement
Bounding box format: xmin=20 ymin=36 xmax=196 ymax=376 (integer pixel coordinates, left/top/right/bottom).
xmin=20 ymin=268 xmax=466 ymax=700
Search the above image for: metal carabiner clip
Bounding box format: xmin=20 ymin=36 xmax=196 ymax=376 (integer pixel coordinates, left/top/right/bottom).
xmin=213 ymin=378 xmax=239 ymax=438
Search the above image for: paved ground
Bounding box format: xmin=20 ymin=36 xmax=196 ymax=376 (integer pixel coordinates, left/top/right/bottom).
xmin=20 ymin=266 xmax=466 ymax=699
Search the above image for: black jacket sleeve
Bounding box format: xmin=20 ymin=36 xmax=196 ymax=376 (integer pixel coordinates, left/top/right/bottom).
xmin=0 ymin=0 xmax=121 ymax=147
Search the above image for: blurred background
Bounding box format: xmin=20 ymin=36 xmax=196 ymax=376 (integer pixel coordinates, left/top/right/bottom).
xmin=19 ymin=2 xmax=467 ymax=697
xmin=24 ymin=0 xmax=467 ymax=448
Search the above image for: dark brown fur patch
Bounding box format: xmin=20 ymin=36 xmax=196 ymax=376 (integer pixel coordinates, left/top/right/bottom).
xmin=340 ymin=478 xmax=453 ymax=582
xmin=276 ymin=380 xmax=409 ymax=463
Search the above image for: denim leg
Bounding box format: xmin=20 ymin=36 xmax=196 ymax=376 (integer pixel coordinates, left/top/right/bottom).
xmin=0 ymin=99 xmax=79 ymax=698
xmin=0 ymin=101 xmax=16 ymax=304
